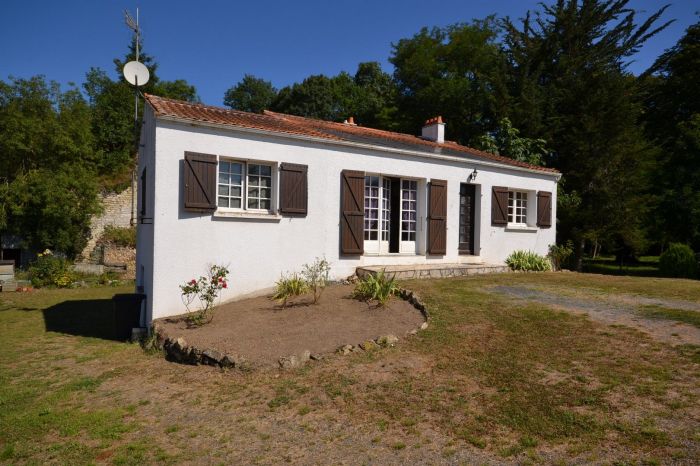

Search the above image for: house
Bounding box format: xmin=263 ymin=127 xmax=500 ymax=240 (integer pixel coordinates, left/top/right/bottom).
xmin=136 ymin=94 xmax=560 ymax=323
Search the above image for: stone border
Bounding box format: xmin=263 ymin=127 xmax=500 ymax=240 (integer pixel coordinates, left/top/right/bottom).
xmin=150 ymin=286 xmax=429 ymax=371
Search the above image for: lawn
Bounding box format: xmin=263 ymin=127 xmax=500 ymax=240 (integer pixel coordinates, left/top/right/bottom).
xmin=0 ymin=273 xmax=698 ymax=464
xmin=583 ymin=255 xmax=661 ymax=277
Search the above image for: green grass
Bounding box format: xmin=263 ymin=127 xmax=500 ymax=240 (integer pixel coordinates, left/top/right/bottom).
xmin=0 ymin=285 xmax=165 ymax=464
xmin=0 ymin=274 xmax=698 ymax=464
xmin=638 ymin=305 xmax=700 ymax=328
xmin=583 ymin=255 xmax=661 ymax=277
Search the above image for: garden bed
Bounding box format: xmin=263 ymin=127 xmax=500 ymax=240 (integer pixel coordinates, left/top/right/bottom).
xmin=154 ymin=284 xmax=427 ymax=369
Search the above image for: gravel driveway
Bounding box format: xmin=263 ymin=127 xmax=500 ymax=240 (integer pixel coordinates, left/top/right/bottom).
xmin=490 ymin=285 xmax=700 ymax=346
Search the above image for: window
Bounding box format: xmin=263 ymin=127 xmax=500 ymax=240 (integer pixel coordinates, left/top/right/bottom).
xmin=401 ymin=180 xmax=417 ymax=241
xmin=246 ymin=163 xmax=272 ymax=210
xmin=364 ymin=175 xmax=380 ymax=240
xmin=217 ymin=160 xmax=273 ymax=211
xmin=381 ymin=178 xmax=391 ymax=241
xmin=508 ymin=190 xmax=528 ymax=225
xmin=140 ymin=167 xmax=147 ymax=217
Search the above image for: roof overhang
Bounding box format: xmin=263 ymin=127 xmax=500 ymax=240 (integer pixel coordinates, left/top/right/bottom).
xmin=154 ymin=112 xmax=562 ymax=181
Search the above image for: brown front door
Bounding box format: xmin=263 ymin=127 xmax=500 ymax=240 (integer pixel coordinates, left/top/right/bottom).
xmin=459 ymin=183 xmax=476 ymax=255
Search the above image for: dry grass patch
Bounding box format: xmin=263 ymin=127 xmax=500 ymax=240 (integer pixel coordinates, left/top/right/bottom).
xmin=0 ymin=274 xmax=698 ymax=464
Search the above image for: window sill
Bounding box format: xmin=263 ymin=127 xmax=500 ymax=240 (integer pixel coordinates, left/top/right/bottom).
xmin=505 ymin=225 xmax=538 ymax=232
xmin=363 ymin=252 xmax=422 ymax=257
xmin=213 ymin=210 xmax=282 ymax=221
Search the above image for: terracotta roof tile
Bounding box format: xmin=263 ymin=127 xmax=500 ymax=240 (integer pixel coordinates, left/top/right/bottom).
xmin=144 ymin=94 xmax=558 ymax=174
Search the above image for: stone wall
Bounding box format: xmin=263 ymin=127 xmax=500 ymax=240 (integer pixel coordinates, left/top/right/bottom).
xmin=103 ymin=245 xmax=136 ymax=279
xmin=77 ymin=179 xmax=137 ymax=266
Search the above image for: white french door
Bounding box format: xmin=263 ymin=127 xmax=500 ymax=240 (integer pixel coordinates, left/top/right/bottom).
xmin=400 ymin=179 xmax=418 ymax=253
xmin=364 ymin=176 xmax=390 ymax=254
xmin=364 ymin=175 xmax=418 ymax=254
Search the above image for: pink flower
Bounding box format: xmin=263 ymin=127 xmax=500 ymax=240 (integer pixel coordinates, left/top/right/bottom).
xmin=189 ymin=279 xmax=196 ymax=285
xmin=222 ymin=282 xmax=228 ymax=289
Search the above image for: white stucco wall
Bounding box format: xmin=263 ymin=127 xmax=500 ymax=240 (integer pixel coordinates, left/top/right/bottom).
xmin=137 ymin=114 xmax=558 ymax=322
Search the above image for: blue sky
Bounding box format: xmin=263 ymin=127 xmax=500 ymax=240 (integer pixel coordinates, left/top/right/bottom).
xmin=1 ymin=0 xmax=697 ymax=106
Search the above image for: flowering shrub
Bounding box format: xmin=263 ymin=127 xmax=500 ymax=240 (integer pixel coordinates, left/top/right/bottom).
xmin=179 ymin=265 xmax=230 ymax=326
xmin=28 ymin=249 xmax=75 ymax=288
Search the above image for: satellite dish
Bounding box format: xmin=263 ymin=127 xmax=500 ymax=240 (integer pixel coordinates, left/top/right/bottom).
xmin=123 ymin=61 xmax=150 ymax=86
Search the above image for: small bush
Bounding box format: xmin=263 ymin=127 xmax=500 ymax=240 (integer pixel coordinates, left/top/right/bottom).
xmin=28 ymin=250 xmax=74 ymax=288
xmin=548 ymin=241 xmax=573 ymax=271
xmin=352 ymin=270 xmax=398 ymax=307
xmin=301 ymin=257 xmax=331 ymax=304
xmin=659 ymin=243 xmax=697 ymax=279
xmin=506 ymin=250 xmax=552 ymax=272
xmin=180 ymin=264 xmax=230 ymax=326
xmin=272 ymin=272 xmax=309 ymax=307
xmin=101 ymin=226 xmax=137 ymax=248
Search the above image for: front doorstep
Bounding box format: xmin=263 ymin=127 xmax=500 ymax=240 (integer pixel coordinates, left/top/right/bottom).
xmin=356 ymin=263 xmax=510 ymax=280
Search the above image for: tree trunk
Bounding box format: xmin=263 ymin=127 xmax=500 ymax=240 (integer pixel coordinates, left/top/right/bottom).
xmin=575 ymin=237 xmax=586 ymax=272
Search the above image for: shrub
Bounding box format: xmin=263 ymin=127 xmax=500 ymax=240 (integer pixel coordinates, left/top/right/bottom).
xmin=272 ymin=272 xmax=309 ymax=307
xmin=548 ymin=241 xmax=573 ymax=271
xmin=352 ymin=270 xmax=398 ymax=307
xmin=301 ymin=257 xmax=331 ymax=304
xmin=101 ymin=226 xmax=136 ymax=248
xmin=180 ymin=264 xmax=230 ymax=326
xmin=28 ymin=249 xmax=74 ymax=288
xmin=659 ymin=243 xmax=697 ymax=279
xmin=506 ymin=250 xmax=552 ymax=272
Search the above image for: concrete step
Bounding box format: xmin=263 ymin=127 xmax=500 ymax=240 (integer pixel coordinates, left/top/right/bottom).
xmin=356 ymin=263 xmax=510 ymax=280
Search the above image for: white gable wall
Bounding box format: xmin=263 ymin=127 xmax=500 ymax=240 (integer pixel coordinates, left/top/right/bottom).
xmin=140 ymin=118 xmax=557 ymax=322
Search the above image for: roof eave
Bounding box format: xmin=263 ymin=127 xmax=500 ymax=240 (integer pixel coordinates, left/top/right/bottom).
xmin=153 ymin=112 xmax=561 ymax=180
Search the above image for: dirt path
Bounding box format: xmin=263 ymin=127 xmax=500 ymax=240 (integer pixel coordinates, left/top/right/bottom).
xmin=490 ymin=285 xmax=700 ymax=346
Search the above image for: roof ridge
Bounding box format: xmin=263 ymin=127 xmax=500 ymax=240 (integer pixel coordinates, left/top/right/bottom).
xmin=144 ymin=94 xmax=558 ymax=174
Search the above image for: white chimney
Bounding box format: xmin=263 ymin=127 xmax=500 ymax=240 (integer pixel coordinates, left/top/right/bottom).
xmin=421 ymin=116 xmax=445 ymax=143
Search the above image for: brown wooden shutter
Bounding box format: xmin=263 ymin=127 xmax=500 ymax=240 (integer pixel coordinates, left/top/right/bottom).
xmin=537 ymin=191 xmax=552 ymax=228
xmin=279 ymin=163 xmax=308 ymax=216
xmin=340 ymin=170 xmax=364 ymax=255
xmin=427 ymin=179 xmax=447 ymax=255
xmin=184 ymin=152 xmax=218 ymax=211
xmin=491 ymin=186 xmax=508 ymax=226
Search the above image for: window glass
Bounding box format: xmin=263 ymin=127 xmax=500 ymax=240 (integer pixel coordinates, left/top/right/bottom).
xmin=246 ymin=163 xmax=273 ymax=210
xmin=508 ymin=191 xmax=528 ymax=225
xmin=364 ymin=176 xmax=380 ymax=241
xmin=217 ymin=161 xmax=244 ymax=209
xmin=401 ymin=180 xmax=417 ymax=241
xmin=217 ymin=160 xmax=271 ymax=211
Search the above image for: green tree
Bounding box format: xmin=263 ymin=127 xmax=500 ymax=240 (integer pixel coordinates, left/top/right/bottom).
xmin=0 ymin=76 xmax=95 ymax=180
xmin=269 ymin=62 xmax=398 ymax=127
xmin=224 ymin=74 xmax=277 ymax=113
xmin=501 ymin=0 xmax=670 ymax=267
xmin=477 ymin=117 xmax=548 ymax=165
xmin=643 ymin=21 xmax=700 ymax=249
xmin=390 ymin=18 xmax=507 ymax=145
xmin=4 ymin=166 xmax=101 ymax=258
xmin=0 ymin=76 xmax=101 ymax=258
xmin=87 ymin=38 xmax=198 ymax=186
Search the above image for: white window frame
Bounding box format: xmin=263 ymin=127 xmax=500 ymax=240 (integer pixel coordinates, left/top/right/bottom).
xmin=507 ymin=190 xmax=529 ymax=226
xmin=364 ymin=174 xmax=419 ymax=255
xmin=217 ymin=158 xmax=276 ymax=213
xmin=400 ymin=179 xmax=418 ymax=253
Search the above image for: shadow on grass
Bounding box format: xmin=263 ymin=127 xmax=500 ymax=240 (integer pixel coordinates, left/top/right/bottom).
xmin=42 ymin=297 xmax=134 ymax=341
xmin=583 ymin=257 xmax=661 ymax=278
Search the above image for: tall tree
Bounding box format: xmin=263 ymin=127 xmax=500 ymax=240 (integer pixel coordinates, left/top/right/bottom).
xmin=390 ymin=18 xmax=508 ymax=145
xmin=642 ymin=20 xmax=700 ymax=249
xmin=0 ymin=76 xmax=101 ymax=257
xmin=224 ymin=74 xmax=277 ymax=113
xmin=502 ymin=0 xmax=671 ymax=267
xmin=268 ymin=62 xmax=398 ymax=127
xmin=87 ymin=38 xmax=198 ymax=186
